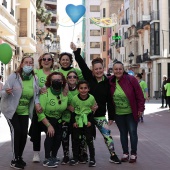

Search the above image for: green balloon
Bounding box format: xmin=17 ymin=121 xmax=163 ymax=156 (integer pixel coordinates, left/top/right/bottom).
xmin=0 ymin=43 xmax=13 ymax=64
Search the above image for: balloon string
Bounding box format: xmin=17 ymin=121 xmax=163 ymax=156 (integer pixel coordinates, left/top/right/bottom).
xmin=72 ymin=24 xmax=75 ymax=42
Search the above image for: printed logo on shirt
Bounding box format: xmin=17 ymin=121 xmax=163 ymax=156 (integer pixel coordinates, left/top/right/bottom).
xmin=40 ymin=77 xmax=46 ymax=84
xmin=49 ymin=99 xmax=56 ymax=106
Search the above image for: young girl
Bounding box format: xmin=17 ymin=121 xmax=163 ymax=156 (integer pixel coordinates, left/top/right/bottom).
xmin=70 ymin=80 xmax=97 ymax=167
xmin=61 ymin=71 xmax=79 ymax=164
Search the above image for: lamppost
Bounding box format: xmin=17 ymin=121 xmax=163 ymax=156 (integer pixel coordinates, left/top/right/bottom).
xmin=44 ymin=34 xmax=52 ymax=52
xmin=128 ymin=52 xmax=134 ymax=64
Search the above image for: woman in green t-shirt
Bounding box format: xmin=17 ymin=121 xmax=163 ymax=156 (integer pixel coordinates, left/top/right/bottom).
xmin=57 ymin=52 xmax=83 ymax=80
xmin=29 ymin=53 xmax=55 ymax=163
xmin=38 ymin=72 xmax=68 ymax=168
xmin=1 ymin=56 xmax=39 ymax=169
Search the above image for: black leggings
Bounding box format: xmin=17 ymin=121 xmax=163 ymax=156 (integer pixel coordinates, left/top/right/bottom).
xmin=7 ymin=114 xmax=29 ymax=160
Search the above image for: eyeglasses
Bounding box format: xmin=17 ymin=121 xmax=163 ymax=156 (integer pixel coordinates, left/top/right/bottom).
xmin=42 ymin=58 xmax=52 ymax=61
xmin=67 ymin=76 xmax=77 ymax=79
xmin=57 ymin=95 xmax=61 ymax=104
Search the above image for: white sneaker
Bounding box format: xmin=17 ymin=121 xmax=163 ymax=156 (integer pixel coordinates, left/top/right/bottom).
xmin=33 ymin=152 xmax=40 ymax=163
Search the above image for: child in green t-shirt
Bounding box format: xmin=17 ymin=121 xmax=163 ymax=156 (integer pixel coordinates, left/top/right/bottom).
xmin=70 ymin=80 xmax=97 ymax=167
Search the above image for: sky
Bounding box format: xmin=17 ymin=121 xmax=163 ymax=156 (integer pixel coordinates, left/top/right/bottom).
xmin=57 ymin=0 xmax=83 ymax=53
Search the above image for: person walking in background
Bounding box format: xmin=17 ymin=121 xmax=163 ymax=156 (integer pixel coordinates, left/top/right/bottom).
xmin=135 ymin=73 xmax=149 ymax=122
xmin=164 ymin=77 xmax=170 ymax=111
xmin=0 ymin=75 xmax=3 ymax=117
xmin=160 ymin=75 xmax=167 ymax=108
xmin=70 ymin=80 xmax=97 ymax=167
xmin=70 ymin=42 xmax=121 ymax=164
xmin=109 ymin=61 xmax=145 ymax=163
xmin=37 ymin=72 xmax=68 ymax=168
xmin=0 ymin=56 xmax=39 ymax=169
xmin=29 ymin=53 xmax=54 ymax=163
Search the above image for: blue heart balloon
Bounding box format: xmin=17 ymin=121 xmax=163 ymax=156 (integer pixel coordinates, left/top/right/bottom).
xmin=66 ymin=4 xmax=86 ymax=24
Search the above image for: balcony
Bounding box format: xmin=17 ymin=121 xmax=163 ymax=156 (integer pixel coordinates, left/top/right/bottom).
xmin=143 ymin=52 xmax=151 ymax=62
xmin=2 ymin=0 xmax=7 ymax=8
xmin=121 ymin=19 xmax=129 ymax=25
xmin=136 ymin=21 xmax=149 ymax=33
xmin=124 ymin=32 xmax=128 ymax=39
xmin=151 ymin=11 xmax=160 ymax=21
xmin=136 ymin=55 xmax=142 ymax=63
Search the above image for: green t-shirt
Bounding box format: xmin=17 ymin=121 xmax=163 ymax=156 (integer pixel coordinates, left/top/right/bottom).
xmin=62 ymin=89 xmax=79 ymax=123
xmin=38 ymin=88 xmax=68 ymax=122
xmin=16 ymin=77 xmax=34 ymax=115
xmin=139 ymin=80 xmax=147 ymax=98
xmin=71 ymin=94 xmax=95 ymax=127
xmin=164 ymin=83 xmax=170 ymax=96
xmin=113 ymin=79 xmax=132 ymax=115
xmin=34 ymin=69 xmax=54 ymax=88
xmin=57 ymin=67 xmax=84 ymax=80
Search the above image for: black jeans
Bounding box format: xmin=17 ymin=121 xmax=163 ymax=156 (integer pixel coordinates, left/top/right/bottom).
xmin=44 ymin=117 xmax=62 ymax=158
xmin=115 ymin=113 xmax=138 ymax=155
xmin=7 ymin=113 xmax=29 ymax=160
xmin=72 ymin=126 xmax=95 ymax=161
xmin=28 ymin=111 xmax=45 ymax=151
xmin=161 ymin=94 xmax=167 ymax=107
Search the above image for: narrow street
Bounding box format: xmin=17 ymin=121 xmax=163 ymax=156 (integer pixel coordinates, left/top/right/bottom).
xmin=0 ymin=98 xmax=170 ymax=170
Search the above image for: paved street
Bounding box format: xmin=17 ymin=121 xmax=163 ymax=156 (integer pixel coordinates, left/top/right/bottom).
xmin=0 ymin=98 xmax=170 ymax=170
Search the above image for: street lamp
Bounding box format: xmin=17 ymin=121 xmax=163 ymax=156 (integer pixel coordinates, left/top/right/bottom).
xmin=128 ymin=52 xmax=134 ymax=64
xmin=44 ymin=34 xmax=52 ymax=52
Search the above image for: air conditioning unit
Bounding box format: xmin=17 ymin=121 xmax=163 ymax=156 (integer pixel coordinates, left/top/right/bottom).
xmin=15 ymin=47 xmax=22 ymax=56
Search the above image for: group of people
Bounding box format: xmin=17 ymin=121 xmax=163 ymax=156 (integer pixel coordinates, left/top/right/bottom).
xmin=0 ymin=42 xmax=145 ymax=169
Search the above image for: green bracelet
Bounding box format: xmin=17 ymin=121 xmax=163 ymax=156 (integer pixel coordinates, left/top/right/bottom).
xmin=46 ymin=123 xmax=51 ymax=128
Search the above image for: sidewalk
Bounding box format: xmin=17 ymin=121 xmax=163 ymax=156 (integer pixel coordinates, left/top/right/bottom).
xmin=0 ymin=99 xmax=170 ymax=170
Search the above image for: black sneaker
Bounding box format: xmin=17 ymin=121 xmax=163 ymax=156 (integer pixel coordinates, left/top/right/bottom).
xmin=61 ymin=156 xmax=70 ymax=165
xmin=18 ymin=157 xmax=26 ymax=167
xmin=69 ymin=159 xmax=79 ymax=166
xmin=109 ymin=154 xmax=121 ymax=164
xmin=10 ymin=160 xmax=24 ymax=169
xmin=79 ymin=156 xmax=86 ymax=164
xmin=89 ymin=159 xmax=96 ymax=167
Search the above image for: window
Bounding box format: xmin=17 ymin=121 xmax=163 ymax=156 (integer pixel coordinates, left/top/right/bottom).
xmin=90 ymin=30 xmax=100 ymax=36
xmin=90 ymin=5 xmax=100 ymax=12
xmin=103 ymin=8 xmax=106 ymax=17
xmin=103 ymin=58 xmax=106 ymax=68
xmin=90 ymin=54 xmax=100 ymax=60
xmin=103 ymin=28 xmax=106 ymax=35
xmin=90 ymin=42 xmax=100 ymax=48
xmin=103 ymin=41 xmax=106 ymax=51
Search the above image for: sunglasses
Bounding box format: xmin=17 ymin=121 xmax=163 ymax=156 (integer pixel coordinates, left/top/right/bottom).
xmin=57 ymin=95 xmax=61 ymax=105
xmin=67 ymin=75 xmax=77 ymax=79
xmin=42 ymin=58 xmax=52 ymax=61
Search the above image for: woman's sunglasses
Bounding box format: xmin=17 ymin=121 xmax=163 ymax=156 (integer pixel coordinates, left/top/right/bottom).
xmin=67 ymin=76 xmax=77 ymax=79
xmin=42 ymin=58 xmax=52 ymax=61
xmin=57 ymin=95 xmax=61 ymax=104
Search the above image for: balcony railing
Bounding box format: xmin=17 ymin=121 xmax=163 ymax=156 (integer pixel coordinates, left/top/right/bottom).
xmin=46 ymin=10 xmax=57 ymax=14
xmin=143 ymin=53 xmax=151 ymax=62
xmin=136 ymin=21 xmax=149 ymax=30
xmin=136 ymin=55 xmax=142 ymax=63
xmin=2 ymin=0 xmax=7 ymax=8
xmin=10 ymin=8 xmax=14 ymax=16
xmin=121 ymin=19 xmax=129 ymax=25
xmin=124 ymin=32 xmax=128 ymax=39
xmin=151 ymin=11 xmax=160 ymax=21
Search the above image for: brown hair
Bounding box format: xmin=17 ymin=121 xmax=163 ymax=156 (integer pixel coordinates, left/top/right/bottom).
xmin=91 ymin=57 xmax=103 ymax=66
xmin=15 ymin=56 xmax=35 ymax=79
xmin=59 ymin=52 xmax=73 ymax=66
xmin=45 ymin=72 xmax=66 ymax=88
xmin=38 ymin=53 xmax=54 ymax=69
xmin=66 ymin=70 xmax=78 ymax=79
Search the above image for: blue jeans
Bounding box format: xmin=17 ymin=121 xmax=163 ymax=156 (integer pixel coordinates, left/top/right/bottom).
xmin=114 ymin=113 xmax=138 ymax=155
